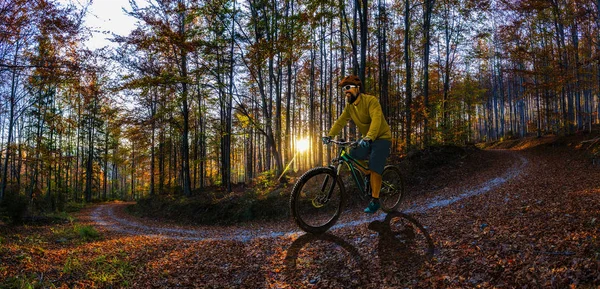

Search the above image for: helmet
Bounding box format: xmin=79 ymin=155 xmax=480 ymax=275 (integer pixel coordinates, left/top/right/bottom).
xmin=338 ymin=75 xmax=362 ymax=87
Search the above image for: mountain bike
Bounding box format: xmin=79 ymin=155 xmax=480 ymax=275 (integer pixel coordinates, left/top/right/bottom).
xmin=290 ymin=139 xmax=405 ymax=234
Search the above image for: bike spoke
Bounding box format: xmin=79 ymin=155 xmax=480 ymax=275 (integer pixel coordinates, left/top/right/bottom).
xmin=291 ymin=168 xmax=343 ymax=233
xmin=380 ymin=167 xmax=404 ymax=212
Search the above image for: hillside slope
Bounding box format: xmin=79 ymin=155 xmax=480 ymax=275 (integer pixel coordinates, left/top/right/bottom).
xmin=1 ymin=134 xmax=599 ymax=288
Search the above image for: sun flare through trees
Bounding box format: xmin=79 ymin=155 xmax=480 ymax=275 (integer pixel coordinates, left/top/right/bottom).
xmin=0 ymin=0 xmax=599 ymax=204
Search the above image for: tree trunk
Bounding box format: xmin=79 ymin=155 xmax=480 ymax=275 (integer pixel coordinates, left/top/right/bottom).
xmin=284 ymin=0 xmax=294 ymax=165
xmin=103 ymin=123 xmax=109 ymax=200
xmin=377 ymin=0 xmax=389 ymax=118
xmin=551 ymin=0 xmax=571 ymax=134
xmin=597 ymin=0 xmax=600 ymax=124
xmin=358 ymin=0 xmax=368 ymax=89
xmin=131 ymin=142 xmax=135 ymax=199
xmin=422 ymin=0 xmax=435 ymax=146
xmin=179 ymin=1 xmax=192 ymax=197
xmin=84 ymin=111 xmax=94 ymax=203
xmin=0 ymin=40 xmax=21 ymax=201
xmin=225 ymin=0 xmax=236 ymax=192
xmin=442 ymin=4 xmax=452 ymax=142
xmin=404 ymin=0 xmax=412 ymax=151
xmin=571 ymin=20 xmax=582 ymax=130
xmin=159 ymin=129 xmax=165 ymax=194
xmin=150 ymin=92 xmax=156 ymax=195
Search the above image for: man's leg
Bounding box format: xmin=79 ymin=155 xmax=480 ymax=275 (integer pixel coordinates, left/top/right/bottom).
xmin=370 ymin=172 xmax=382 ymax=198
xmin=349 ymin=145 xmax=371 ymax=175
xmin=364 ymin=139 xmax=391 ymax=214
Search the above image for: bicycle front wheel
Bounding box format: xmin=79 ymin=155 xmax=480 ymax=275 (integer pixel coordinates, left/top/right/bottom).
xmin=290 ymin=167 xmax=345 ymax=234
xmin=380 ymin=165 xmax=405 ymax=213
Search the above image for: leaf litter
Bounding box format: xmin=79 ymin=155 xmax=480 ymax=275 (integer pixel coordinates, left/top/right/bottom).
xmin=1 ymin=137 xmax=599 ymax=288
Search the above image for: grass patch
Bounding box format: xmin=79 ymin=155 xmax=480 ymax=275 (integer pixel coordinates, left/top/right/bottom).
xmin=61 ymin=253 xmax=134 ymax=287
xmin=0 ymin=236 xmax=5 ymax=255
xmin=51 ymin=225 xmax=79 ymax=242
xmin=48 ymin=211 xmax=75 ymax=223
xmin=63 ymin=255 xmax=83 ymax=274
xmin=22 ymin=233 xmax=45 ymax=245
xmin=76 ymin=225 xmax=100 ymax=241
xmin=50 ymin=224 xmax=100 ymax=243
xmin=87 ymin=254 xmax=134 ymax=286
xmin=16 ymin=252 xmax=32 ymax=265
xmin=2 ymin=273 xmax=39 ymax=289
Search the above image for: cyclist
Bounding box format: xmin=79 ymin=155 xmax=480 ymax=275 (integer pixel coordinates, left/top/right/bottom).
xmin=322 ymin=75 xmax=392 ymax=214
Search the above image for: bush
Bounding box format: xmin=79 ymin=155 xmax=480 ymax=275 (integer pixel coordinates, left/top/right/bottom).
xmin=76 ymin=225 xmax=100 ymax=241
xmin=132 ymin=187 xmax=291 ymax=226
xmin=253 ymin=170 xmax=278 ymax=193
xmin=0 ymin=189 xmax=29 ymax=224
xmin=65 ymin=201 xmax=86 ymax=213
xmin=249 ymin=191 xmax=289 ymax=220
xmin=49 ymin=211 xmax=75 ymax=223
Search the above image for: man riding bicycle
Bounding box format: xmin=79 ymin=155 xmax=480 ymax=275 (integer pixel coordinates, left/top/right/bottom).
xmin=323 ymin=75 xmax=392 ymax=214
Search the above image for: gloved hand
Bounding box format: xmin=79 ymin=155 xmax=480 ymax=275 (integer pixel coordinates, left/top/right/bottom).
xmin=322 ymin=136 xmax=332 ymax=144
xmin=358 ymin=138 xmax=372 ymax=148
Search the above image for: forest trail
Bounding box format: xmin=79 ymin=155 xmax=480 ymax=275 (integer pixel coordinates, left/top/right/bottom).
xmin=3 ymin=143 xmax=599 ymax=288
xmin=87 ymin=150 xmax=528 ymax=242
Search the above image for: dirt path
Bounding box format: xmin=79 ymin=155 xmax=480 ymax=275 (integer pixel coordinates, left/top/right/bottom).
xmin=88 ymin=150 xmax=528 ymax=242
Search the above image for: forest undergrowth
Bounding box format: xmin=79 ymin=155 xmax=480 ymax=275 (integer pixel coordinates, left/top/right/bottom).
xmin=1 ymin=132 xmax=600 ymax=288
xmin=128 ymin=143 xmax=479 ymax=226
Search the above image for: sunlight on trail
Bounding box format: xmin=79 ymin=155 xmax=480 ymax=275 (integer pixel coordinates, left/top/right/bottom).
xmin=91 ymin=153 xmax=528 ymax=242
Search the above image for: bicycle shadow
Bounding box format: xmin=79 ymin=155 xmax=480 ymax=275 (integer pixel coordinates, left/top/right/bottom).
xmin=283 ymin=232 xmax=372 ymax=287
xmin=368 ymin=211 xmax=435 ymax=278
xmin=283 ymin=212 xmax=435 ymax=287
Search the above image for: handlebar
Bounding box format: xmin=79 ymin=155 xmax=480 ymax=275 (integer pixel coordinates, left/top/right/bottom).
xmin=328 ymin=139 xmax=359 ymax=148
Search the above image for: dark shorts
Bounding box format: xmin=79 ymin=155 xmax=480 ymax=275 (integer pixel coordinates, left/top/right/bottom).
xmin=349 ymin=139 xmax=391 ymax=175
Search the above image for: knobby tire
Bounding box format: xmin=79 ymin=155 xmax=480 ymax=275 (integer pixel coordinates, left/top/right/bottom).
xmin=290 ymin=167 xmax=345 ymax=234
xmin=380 ymin=165 xmax=405 ymax=213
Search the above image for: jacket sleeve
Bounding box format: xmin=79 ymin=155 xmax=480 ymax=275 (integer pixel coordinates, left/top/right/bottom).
xmin=328 ymin=106 xmax=351 ymax=137
xmin=366 ymin=98 xmax=384 ymax=140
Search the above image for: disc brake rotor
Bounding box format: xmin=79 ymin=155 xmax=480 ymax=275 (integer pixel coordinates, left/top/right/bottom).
xmin=311 ymin=193 xmax=328 ymax=208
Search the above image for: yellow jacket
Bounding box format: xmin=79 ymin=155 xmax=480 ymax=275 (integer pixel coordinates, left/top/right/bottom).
xmin=328 ymin=93 xmax=391 ymax=140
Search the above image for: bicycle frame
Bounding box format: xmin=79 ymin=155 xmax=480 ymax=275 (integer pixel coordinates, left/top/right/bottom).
xmin=329 ymin=141 xmax=370 ymax=196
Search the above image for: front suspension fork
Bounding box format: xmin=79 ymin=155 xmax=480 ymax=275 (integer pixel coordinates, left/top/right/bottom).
xmin=319 ymin=164 xmax=343 ymax=198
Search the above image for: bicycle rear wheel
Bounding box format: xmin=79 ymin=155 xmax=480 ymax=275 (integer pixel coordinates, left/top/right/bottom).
xmin=290 ymin=167 xmax=345 ymax=234
xmin=380 ymin=165 xmax=404 ymax=213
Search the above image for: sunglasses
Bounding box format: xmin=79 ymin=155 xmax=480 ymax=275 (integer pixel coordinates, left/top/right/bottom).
xmin=342 ymin=85 xmax=357 ymax=91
